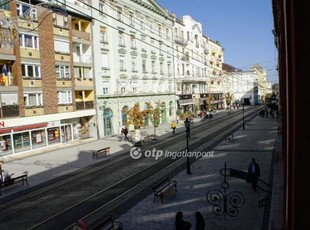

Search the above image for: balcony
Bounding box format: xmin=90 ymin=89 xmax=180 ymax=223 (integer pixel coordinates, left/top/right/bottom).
xmin=72 ymin=29 xmax=90 ymax=41
xmin=76 ymin=101 xmax=94 ymax=110
xmin=0 ymin=47 xmax=15 ymax=57
xmin=73 ymin=54 xmax=92 ymax=64
xmin=0 ymin=105 xmax=19 ymax=118
xmin=175 ymin=36 xmax=187 ymax=46
xmin=181 ymin=55 xmax=189 ymax=61
xmin=0 ymin=73 xmax=15 ymax=86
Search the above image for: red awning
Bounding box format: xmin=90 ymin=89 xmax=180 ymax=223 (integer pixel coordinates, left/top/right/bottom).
xmin=0 ymin=122 xmax=48 ymax=134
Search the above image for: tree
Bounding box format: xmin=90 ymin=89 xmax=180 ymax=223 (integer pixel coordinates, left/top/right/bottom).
xmin=225 ymin=92 xmax=233 ymax=109
xmin=145 ymin=101 xmax=163 ymax=139
xmin=206 ymin=94 xmax=216 ymax=111
xmin=124 ymin=102 xmax=147 ymax=129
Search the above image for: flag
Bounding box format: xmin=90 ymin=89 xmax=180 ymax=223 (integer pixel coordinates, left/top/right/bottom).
xmin=2 ymin=65 xmax=8 ymax=76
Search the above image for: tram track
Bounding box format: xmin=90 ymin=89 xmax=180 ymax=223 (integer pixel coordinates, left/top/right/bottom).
xmin=0 ymin=107 xmax=259 ymax=230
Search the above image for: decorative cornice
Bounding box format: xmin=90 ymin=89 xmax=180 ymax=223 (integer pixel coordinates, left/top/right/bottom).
xmin=131 ymin=51 xmax=138 ymax=56
xmin=118 ymin=48 xmax=127 ymax=55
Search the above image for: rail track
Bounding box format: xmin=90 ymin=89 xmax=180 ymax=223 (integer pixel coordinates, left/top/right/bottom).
xmin=0 ymin=106 xmax=260 ymax=230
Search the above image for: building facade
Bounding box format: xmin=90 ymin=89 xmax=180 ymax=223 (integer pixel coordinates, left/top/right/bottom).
xmin=91 ymin=0 xmax=176 ymax=137
xmin=0 ymin=0 xmax=96 ymax=156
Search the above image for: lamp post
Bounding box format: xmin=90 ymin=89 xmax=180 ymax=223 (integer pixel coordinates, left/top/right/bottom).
xmin=184 ymin=118 xmax=191 ymax=174
xmin=242 ymin=104 xmax=245 ymax=129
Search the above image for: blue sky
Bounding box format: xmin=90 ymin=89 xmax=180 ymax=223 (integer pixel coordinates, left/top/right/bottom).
xmin=156 ymin=0 xmax=278 ymax=83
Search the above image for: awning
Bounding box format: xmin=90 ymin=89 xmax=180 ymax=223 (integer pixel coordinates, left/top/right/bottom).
xmin=0 ymin=122 xmax=48 ymax=134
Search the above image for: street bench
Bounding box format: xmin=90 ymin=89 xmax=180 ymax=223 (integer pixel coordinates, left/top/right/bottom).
xmin=245 ymin=119 xmax=252 ymax=126
xmin=224 ymin=133 xmax=234 ymax=142
xmin=0 ymin=172 xmax=29 ymax=195
xmin=152 ymin=177 xmax=177 ymax=203
xmin=229 ymin=169 xmax=248 ymax=181
xmin=143 ymin=134 xmax=154 ymax=144
xmin=93 ymin=216 xmax=123 ymax=230
xmin=134 ymin=140 xmax=142 ymax=146
xmin=92 ymin=147 xmax=110 ymax=159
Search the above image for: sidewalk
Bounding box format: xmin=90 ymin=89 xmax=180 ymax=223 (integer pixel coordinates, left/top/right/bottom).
xmin=0 ymin=110 xmax=229 ymax=198
xmin=0 ymin=109 xmax=284 ymax=230
xmin=114 ymin=115 xmax=280 ymax=230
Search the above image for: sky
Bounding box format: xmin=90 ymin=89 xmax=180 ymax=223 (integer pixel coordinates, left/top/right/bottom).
xmin=156 ymin=0 xmax=278 ymax=83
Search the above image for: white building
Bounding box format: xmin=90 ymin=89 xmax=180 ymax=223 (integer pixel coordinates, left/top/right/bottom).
xmin=91 ymin=0 xmax=176 ymax=137
xmin=173 ymin=15 xmax=218 ymax=115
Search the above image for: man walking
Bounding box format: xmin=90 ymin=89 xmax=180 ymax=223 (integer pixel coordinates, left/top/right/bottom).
xmin=248 ymin=158 xmax=260 ymax=192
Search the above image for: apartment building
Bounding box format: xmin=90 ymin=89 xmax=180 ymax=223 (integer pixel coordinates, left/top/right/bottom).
xmin=0 ymin=0 xmax=96 ymax=156
xmin=251 ymin=64 xmax=267 ymax=103
xmin=173 ymin=15 xmax=212 ymax=115
xmin=91 ymin=0 xmax=175 ymax=137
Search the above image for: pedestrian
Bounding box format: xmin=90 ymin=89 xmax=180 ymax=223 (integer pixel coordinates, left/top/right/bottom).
xmin=120 ymin=128 xmax=125 ymax=141
xmin=123 ymin=127 xmax=128 ymax=141
xmin=195 ymin=211 xmax=206 ymax=230
xmin=247 ymin=158 xmax=260 ymax=192
xmin=0 ymin=160 xmax=3 ymax=182
xmin=175 ymin=211 xmax=192 ymax=230
xmin=171 ymin=120 xmax=177 ymax=134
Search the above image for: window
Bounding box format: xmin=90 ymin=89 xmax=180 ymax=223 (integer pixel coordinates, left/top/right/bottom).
xmin=52 ymin=13 xmax=68 ymax=28
xmin=100 ymin=27 xmax=107 ymax=43
xmin=16 ymin=3 xmax=37 ymax=20
xmin=142 ymin=59 xmax=147 ymax=73
xmin=56 ymin=65 xmax=70 ymax=79
xmin=119 ymin=59 xmax=126 ymax=71
xmin=167 ymin=63 xmax=171 ymax=76
xmin=166 ymin=28 xmax=169 ymax=39
xmin=140 ymin=19 xmax=144 ymax=30
xmin=130 ymin=35 xmax=136 ymax=48
xmin=129 ymin=13 xmax=134 ymax=26
xmin=99 ymin=1 xmax=106 ymax=16
xmin=101 ymin=53 xmax=109 ymax=69
xmin=103 ymin=81 xmax=109 ymax=95
xmin=118 ymin=31 xmax=125 ymax=46
xmin=117 ymin=7 xmax=123 ymax=21
xmin=24 ymin=93 xmax=43 ymax=106
xmin=74 ymin=67 xmax=91 ymax=79
xmin=141 ymin=35 xmax=146 ymax=51
xmin=19 ymin=34 xmax=39 ymax=49
xmin=121 ymin=87 xmax=125 ymax=94
xmin=54 ymin=40 xmax=70 ymax=54
xmin=158 ymin=24 xmax=162 ymax=37
xmin=132 ymin=81 xmax=138 ymax=93
xmin=131 ymin=59 xmax=137 ymax=72
xmin=103 ymin=87 xmax=109 ymax=95
xmin=160 ymin=62 xmax=164 ymax=75
xmin=21 ymin=64 xmax=40 ymax=78
xmin=58 ymin=91 xmax=72 ymax=104
xmin=152 ymin=61 xmax=156 ymax=74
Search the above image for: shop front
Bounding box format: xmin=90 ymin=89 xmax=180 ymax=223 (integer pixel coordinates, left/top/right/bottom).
xmin=0 ymin=115 xmax=96 ymax=157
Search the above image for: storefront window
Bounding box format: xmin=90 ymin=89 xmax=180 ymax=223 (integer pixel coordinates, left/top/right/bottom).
xmin=13 ymin=132 xmax=31 ymax=153
xmin=0 ymin=134 xmax=12 ymax=156
xmin=47 ymin=127 xmax=61 ymax=145
xmin=31 ymin=129 xmax=46 ymax=149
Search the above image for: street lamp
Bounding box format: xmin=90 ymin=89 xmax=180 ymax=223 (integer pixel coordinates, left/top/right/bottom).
xmin=242 ymin=103 xmax=245 ymax=129
xmin=184 ymin=118 xmax=191 ymax=174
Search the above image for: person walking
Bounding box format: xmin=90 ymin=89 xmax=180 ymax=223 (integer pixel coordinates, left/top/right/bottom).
xmin=122 ymin=127 xmax=128 ymax=141
xmin=171 ymin=120 xmax=177 ymax=134
xmin=0 ymin=160 xmax=3 ymax=182
xmin=248 ymin=158 xmax=260 ymax=192
xmin=195 ymin=211 xmax=206 ymax=230
xmin=175 ymin=211 xmax=192 ymax=230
